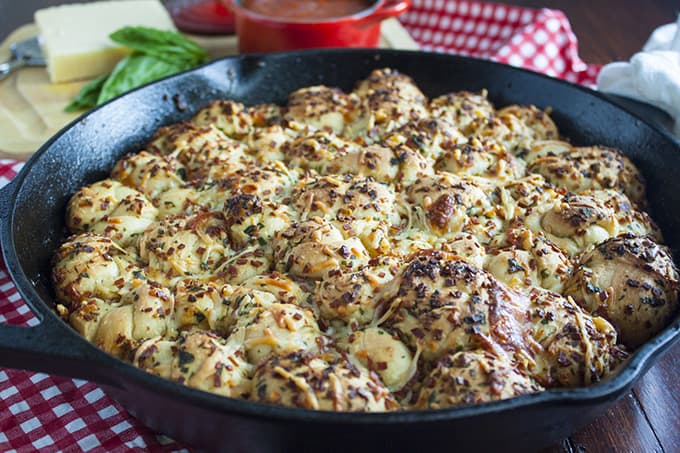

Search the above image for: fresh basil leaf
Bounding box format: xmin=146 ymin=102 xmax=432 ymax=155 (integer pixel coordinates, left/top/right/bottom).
xmin=97 ymin=52 xmax=189 ymax=104
xmin=65 ymin=26 xmax=209 ymax=110
xmin=63 ymin=75 xmax=108 ymax=112
xmin=110 ymin=26 xmax=209 ymax=66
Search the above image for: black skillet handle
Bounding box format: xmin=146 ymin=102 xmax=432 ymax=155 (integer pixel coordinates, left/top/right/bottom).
xmin=0 ymin=181 xmax=120 ymax=387
xmin=0 ymin=318 xmax=120 ymax=387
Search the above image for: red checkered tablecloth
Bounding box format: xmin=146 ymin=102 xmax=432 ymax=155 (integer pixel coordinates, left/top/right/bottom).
xmin=401 ymin=0 xmax=600 ymax=85
xmin=0 ymin=1 xmax=601 ymax=451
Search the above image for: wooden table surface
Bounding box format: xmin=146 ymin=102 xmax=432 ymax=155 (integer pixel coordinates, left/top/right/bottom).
xmin=1 ymin=1 xmax=679 ymax=452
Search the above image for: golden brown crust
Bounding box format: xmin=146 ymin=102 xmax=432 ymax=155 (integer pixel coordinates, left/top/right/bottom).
xmin=527 ymin=145 xmax=646 ymax=205
xmin=52 ymin=68 xmax=676 ymax=412
xmin=525 ymin=289 xmax=618 ymax=386
xmin=435 ymin=137 xmax=524 ymax=181
xmin=415 ymin=350 xmax=542 ymax=409
xmin=376 ymin=250 xmax=537 ymax=363
xmin=192 ymin=100 xmax=254 ymax=139
xmin=564 ymin=235 xmax=680 ymax=347
xmin=430 ymin=90 xmax=494 ymax=131
xmin=284 ymin=85 xmax=359 ymax=135
xmin=252 ymin=351 xmax=398 ymax=412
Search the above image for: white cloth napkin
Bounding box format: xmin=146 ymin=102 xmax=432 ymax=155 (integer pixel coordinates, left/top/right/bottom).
xmin=597 ymin=15 xmax=680 ymax=136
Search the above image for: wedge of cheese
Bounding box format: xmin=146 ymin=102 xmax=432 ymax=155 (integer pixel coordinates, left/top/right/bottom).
xmin=35 ymin=0 xmax=176 ymax=83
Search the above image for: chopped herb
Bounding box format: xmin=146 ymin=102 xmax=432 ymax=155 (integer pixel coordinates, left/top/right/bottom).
xmin=64 ymin=75 xmax=107 ymax=112
xmin=507 ymin=258 xmax=525 ymax=274
xmin=178 ymin=350 xmax=195 ymax=369
xmin=585 ymin=281 xmax=600 ymax=293
xmin=640 ymin=296 xmax=665 ymax=307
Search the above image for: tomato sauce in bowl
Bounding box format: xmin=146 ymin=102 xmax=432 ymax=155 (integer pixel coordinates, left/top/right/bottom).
xmin=241 ymin=0 xmax=375 ymax=20
xmin=225 ymin=0 xmax=410 ymax=53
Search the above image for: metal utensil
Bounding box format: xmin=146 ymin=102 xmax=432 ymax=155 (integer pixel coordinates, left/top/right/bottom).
xmin=0 ymin=37 xmax=46 ymax=81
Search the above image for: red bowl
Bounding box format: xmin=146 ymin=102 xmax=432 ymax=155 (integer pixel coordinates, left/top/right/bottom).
xmin=166 ymin=0 xmax=236 ymax=35
xmin=224 ymin=0 xmax=411 ymax=53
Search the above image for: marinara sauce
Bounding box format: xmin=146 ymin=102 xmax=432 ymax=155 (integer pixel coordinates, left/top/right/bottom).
xmin=241 ymin=0 xmax=375 ymax=19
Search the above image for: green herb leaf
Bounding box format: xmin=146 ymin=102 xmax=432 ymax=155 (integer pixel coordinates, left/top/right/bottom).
xmin=97 ymin=52 xmax=189 ymax=104
xmin=110 ymin=26 xmax=209 ymax=66
xmin=65 ymin=26 xmax=209 ymax=112
xmin=244 ymin=225 xmax=257 ymax=236
xmin=178 ymin=350 xmax=195 ymax=369
xmin=64 ymin=75 xmax=108 ymax=112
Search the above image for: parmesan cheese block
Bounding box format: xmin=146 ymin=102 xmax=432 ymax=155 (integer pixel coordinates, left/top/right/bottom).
xmin=35 ymin=0 xmax=176 ymax=83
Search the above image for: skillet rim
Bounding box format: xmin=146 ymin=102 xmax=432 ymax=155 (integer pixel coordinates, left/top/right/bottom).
xmin=2 ymin=48 xmax=680 ymax=425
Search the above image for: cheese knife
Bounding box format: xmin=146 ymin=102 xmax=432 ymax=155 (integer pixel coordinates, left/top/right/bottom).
xmin=0 ymin=37 xmax=46 ymax=82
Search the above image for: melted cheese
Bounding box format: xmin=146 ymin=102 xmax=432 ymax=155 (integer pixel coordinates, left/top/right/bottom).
xmin=51 ymin=67 xmax=674 ymax=413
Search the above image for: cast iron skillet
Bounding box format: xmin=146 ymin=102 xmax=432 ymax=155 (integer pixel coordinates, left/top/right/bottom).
xmin=1 ymin=50 xmax=680 ymax=453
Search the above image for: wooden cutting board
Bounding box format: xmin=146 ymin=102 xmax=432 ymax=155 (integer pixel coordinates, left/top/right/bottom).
xmin=0 ymin=20 xmax=418 ymax=160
